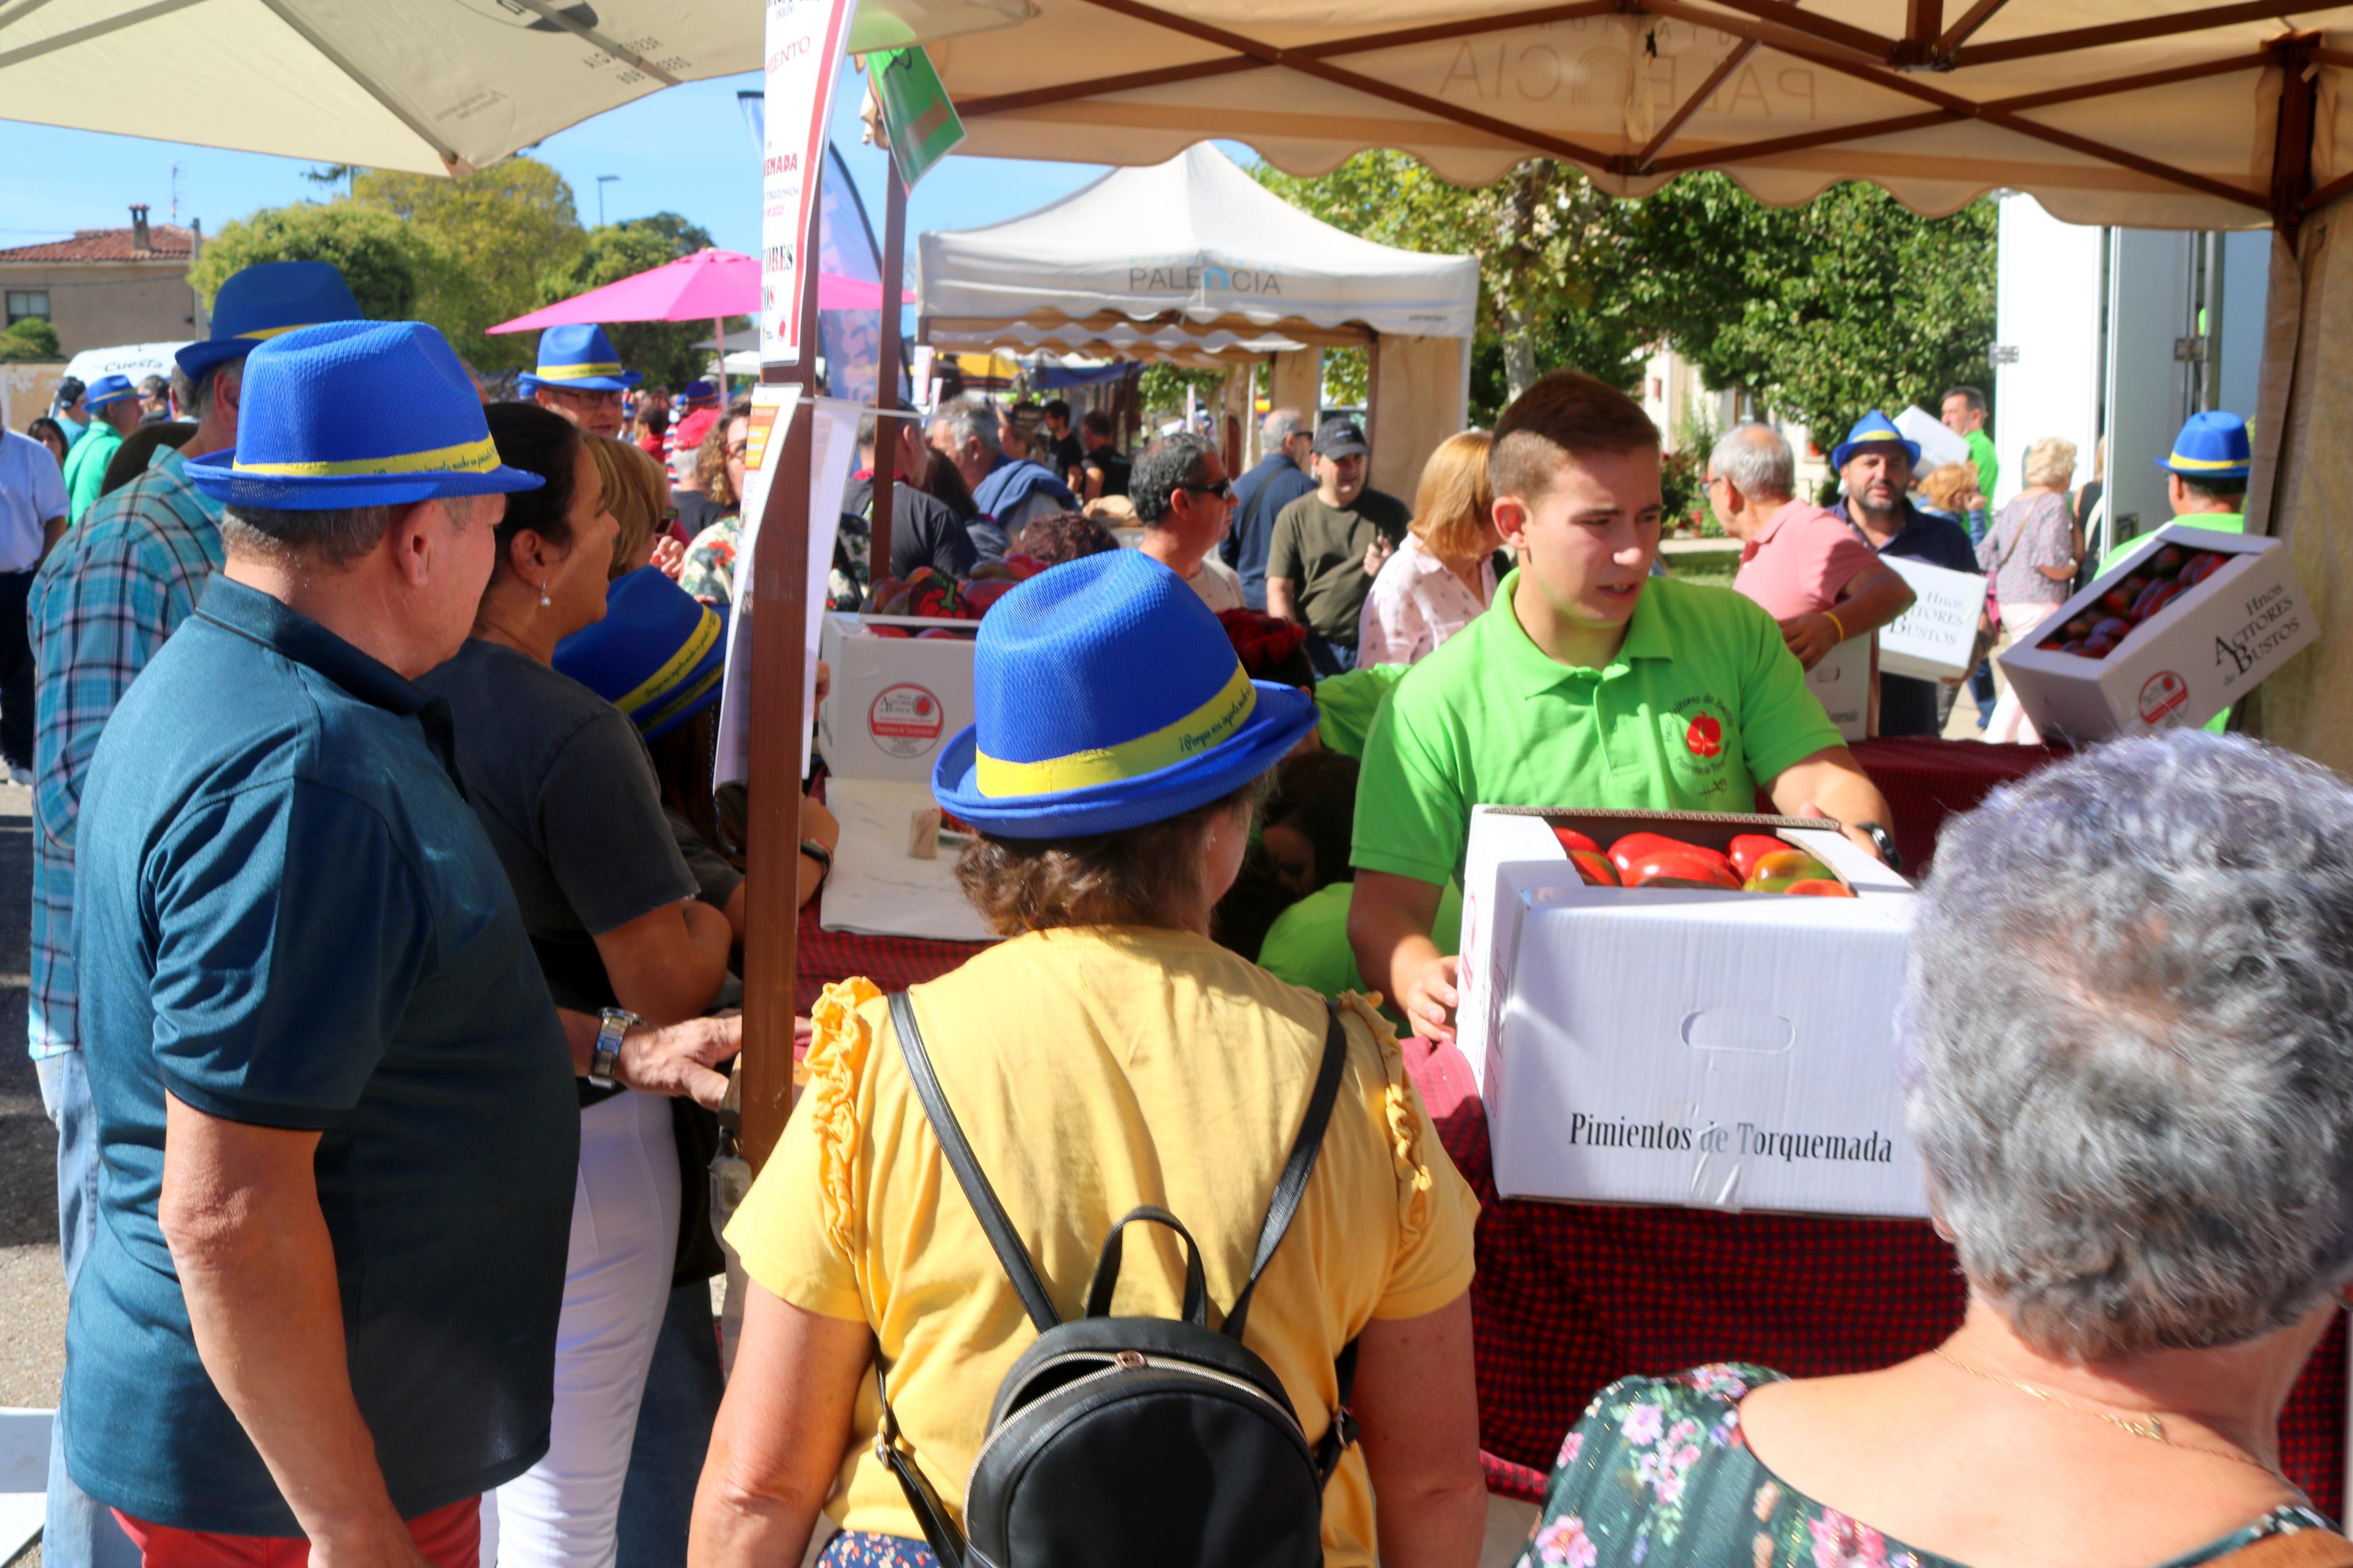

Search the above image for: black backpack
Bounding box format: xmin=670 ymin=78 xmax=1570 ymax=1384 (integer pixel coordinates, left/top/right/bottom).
xmin=875 ymin=991 xmax=1360 ymax=1568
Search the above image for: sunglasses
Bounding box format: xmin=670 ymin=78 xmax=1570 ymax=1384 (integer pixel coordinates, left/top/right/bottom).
xmin=1180 ymin=479 xmax=1233 ymax=500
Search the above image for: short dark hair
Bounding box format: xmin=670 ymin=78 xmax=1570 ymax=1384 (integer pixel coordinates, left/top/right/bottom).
xmin=1943 ymin=385 xmax=1988 ymax=414
xmin=1081 ymin=410 xmax=1115 ymax=441
xmin=1491 ymin=369 xmax=1659 ymax=503
xmin=484 ymin=401 xmax=583 ymax=551
xmin=1044 ymin=399 xmax=1071 ymax=422
xmin=1263 ymin=751 xmax=1360 ymax=894
xmin=956 ymin=778 xmax=1267 ymax=935
xmin=1130 ymin=432 xmax=1215 ymax=525
xmin=2178 ymin=472 xmax=2248 ymax=504
xmin=1013 ymin=509 xmax=1119 ymax=566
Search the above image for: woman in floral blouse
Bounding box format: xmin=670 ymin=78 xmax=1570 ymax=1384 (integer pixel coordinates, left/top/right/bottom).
xmin=677 ymin=399 xmax=748 ymax=606
xmin=1356 ymin=431 xmax=1503 ymax=667
xmin=1521 ymin=734 xmax=2353 ymax=1568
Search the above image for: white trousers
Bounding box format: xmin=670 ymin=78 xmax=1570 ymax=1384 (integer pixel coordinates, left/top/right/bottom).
xmin=483 ymin=1088 xmax=680 ymax=1568
xmin=1983 ymin=601 xmax=2060 ymax=744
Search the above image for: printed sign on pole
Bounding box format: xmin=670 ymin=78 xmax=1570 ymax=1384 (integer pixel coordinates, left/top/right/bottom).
xmin=869 ymin=45 xmax=965 ymax=190
xmin=761 ymin=0 xmax=853 ymax=365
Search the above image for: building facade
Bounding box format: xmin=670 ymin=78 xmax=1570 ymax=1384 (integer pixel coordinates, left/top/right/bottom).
xmin=0 ymin=206 xmax=201 ymax=357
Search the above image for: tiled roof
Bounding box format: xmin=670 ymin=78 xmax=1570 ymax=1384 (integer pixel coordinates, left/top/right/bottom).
xmin=0 ymin=223 xmax=196 ymax=264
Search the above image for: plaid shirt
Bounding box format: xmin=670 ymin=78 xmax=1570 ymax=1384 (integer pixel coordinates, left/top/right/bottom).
xmin=29 ymin=444 xmax=224 ymax=1058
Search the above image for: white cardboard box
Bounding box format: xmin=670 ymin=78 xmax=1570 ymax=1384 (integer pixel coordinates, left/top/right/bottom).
xmin=1803 ymin=632 xmax=1872 ymax=740
xmin=817 ymin=611 xmax=978 ymax=784
xmin=1996 ymin=525 xmax=2317 ymax=742
xmin=1879 ymin=556 xmax=1986 ymax=681
xmin=1456 ymin=806 xmax=1925 ymax=1218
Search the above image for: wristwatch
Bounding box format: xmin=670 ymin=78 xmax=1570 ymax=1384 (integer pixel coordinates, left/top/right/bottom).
xmin=1855 ymin=821 xmax=1902 ymax=875
xmin=589 ymin=1006 xmax=642 ymax=1088
xmin=800 ymin=838 xmax=835 ymax=887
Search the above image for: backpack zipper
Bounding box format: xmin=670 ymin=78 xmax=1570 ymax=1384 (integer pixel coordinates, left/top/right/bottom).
xmin=968 ymin=1352 xmax=1298 ymax=1477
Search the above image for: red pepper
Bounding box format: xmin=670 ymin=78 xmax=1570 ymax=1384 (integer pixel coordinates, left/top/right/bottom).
xmin=1551 ymin=826 xmax=1602 ymax=856
xmin=1623 ymin=849 xmax=1744 ymax=891
xmin=1726 ymin=834 xmax=1791 ymax=880
xmin=1783 ymin=879 xmax=1857 ymax=898
xmin=1570 ymin=849 xmax=1620 ymax=887
xmin=1609 ymin=831 xmax=1735 ymax=880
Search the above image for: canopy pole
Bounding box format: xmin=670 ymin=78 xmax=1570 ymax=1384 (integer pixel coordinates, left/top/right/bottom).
xmin=871 ymin=163 xmax=908 ymax=586
xmin=740 ymin=160 xmax=828 ymax=1172
xmin=714 ymin=315 xmax=728 ymax=396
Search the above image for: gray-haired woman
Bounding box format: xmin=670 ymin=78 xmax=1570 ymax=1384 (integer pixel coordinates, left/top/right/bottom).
xmin=1514 ymin=730 xmax=2353 ymax=1568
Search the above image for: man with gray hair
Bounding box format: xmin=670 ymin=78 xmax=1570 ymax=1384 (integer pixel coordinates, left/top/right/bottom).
xmin=1131 ymin=432 xmax=1245 ymax=611
xmin=1709 ymin=421 xmax=1912 ymax=675
xmin=928 ymin=392 xmax=1077 ymax=560
xmin=1225 ymin=406 xmax=1316 ymax=610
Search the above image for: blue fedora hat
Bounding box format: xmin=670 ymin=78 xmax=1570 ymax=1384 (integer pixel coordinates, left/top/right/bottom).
xmin=2156 ymin=410 xmax=2251 ymax=482
xmin=178 ymin=262 xmax=364 ymax=379
xmin=1831 ymin=410 xmax=1922 ymax=471
xmin=186 ymin=321 xmax=545 ymax=511
xmin=553 ymin=567 xmax=727 ymax=741
xmin=934 ymin=550 xmax=1316 ymax=838
xmin=517 ymin=323 xmax=641 ymax=393
xmin=83 ymin=374 xmax=137 ymax=411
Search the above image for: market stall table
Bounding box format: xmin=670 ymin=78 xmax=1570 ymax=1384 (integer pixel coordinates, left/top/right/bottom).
xmin=787 ymin=736 xmax=2349 ymax=1512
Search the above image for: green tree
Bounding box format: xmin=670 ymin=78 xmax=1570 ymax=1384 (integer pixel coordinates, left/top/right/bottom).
xmin=1137 ymin=363 xmax=1226 ymax=424
xmin=1627 ymin=175 xmax=1997 ymax=438
xmin=187 ymin=200 xmax=420 ymax=320
xmin=0 ymin=317 xmax=62 ymax=362
xmin=535 ymin=214 xmax=736 ymax=389
xmin=352 ymin=157 xmax=585 ymax=372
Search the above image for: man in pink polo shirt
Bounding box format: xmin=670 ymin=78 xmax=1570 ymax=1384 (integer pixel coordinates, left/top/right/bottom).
xmin=1709 ymin=424 xmax=1914 ymax=669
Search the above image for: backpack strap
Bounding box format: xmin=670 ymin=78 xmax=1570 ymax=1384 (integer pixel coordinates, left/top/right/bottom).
xmin=890 ymin=990 xmax=1060 ymax=1334
xmin=1086 ymin=1206 xmax=1210 ymax=1325
xmin=1223 ymin=1001 xmax=1350 ymax=1345
xmin=873 ymin=1364 xmax=970 ymax=1568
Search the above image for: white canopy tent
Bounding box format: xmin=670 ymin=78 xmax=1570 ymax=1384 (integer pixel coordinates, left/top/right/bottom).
xmin=918 ymin=143 xmax=1481 ymax=492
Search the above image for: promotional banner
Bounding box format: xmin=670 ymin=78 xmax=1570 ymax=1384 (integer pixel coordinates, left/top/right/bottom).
xmin=870 ymin=45 xmax=965 ymax=190
xmin=817 ymin=143 xmax=893 ymax=406
xmin=760 ymin=0 xmax=853 ymax=365
xmin=715 ymin=389 xmax=864 ymax=786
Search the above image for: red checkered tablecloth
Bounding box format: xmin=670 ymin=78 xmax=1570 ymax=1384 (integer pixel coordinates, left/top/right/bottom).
xmin=788 ymin=739 xmax=2347 ymax=1514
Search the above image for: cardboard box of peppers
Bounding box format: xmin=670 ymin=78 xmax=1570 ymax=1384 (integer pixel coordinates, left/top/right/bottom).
xmin=861 ymin=558 xmax=1049 ymax=637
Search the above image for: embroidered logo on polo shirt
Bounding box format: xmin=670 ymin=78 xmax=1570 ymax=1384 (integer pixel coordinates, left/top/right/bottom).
xmin=1684 ymin=713 xmax=1723 ymax=758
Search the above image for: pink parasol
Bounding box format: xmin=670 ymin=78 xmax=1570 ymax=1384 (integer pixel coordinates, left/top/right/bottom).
xmin=488 ymin=247 xmax=911 ymax=333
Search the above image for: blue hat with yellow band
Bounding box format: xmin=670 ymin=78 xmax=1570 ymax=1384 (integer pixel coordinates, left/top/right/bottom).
xmin=186 ymin=321 xmax=546 ymax=511
xmin=2156 ymin=410 xmax=2251 ymax=482
xmin=1832 ymin=410 xmax=1921 ymax=471
xmin=178 ymin=262 xmax=365 ymax=379
xmin=933 ymin=550 xmax=1317 ymax=838
xmin=83 ymin=374 xmax=137 ymax=411
xmin=517 ymin=323 xmax=642 ymax=394
xmin=553 ymin=567 xmax=728 ymax=741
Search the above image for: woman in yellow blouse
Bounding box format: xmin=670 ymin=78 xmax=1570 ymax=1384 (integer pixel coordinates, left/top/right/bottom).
xmin=691 ymin=550 xmax=1486 ymax=1568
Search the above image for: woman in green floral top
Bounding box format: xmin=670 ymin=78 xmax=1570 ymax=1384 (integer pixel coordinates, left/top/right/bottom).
xmin=1521 ymin=735 xmax=2353 ymax=1568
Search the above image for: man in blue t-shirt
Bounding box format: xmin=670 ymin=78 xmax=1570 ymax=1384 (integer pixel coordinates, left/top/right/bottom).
xmin=66 ymin=319 xmax=741 ymax=1560
xmin=1226 ymin=407 xmax=1318 ymax=610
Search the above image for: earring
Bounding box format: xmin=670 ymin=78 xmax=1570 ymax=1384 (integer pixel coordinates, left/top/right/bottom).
xmin=538 ymin=583 xmax=552 ymax=608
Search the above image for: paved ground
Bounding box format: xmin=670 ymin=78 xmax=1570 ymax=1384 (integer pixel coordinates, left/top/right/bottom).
xmin=0 ymin=780 xmax=55 ymax=1568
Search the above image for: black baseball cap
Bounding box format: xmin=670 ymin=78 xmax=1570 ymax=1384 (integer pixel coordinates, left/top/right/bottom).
xmin=1312 ymin=416 xmax=1369 ymax=458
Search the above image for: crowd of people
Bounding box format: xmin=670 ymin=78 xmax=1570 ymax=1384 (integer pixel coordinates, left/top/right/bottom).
xmin=3 ymin=254 xmax=2341 ymax=1568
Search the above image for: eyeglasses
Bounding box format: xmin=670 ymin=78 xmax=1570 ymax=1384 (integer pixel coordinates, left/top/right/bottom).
xmin=1180 ymin=479 xmax=1233 ymax=500
xmin=725 ymin=440 xmax=749 ymax=458
xmin=553 ymin=387 xmax=625 ymax=407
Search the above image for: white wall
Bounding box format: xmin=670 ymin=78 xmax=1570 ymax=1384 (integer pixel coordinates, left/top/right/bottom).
xmin=1992 ymin=193 xmax=2106 ymax=514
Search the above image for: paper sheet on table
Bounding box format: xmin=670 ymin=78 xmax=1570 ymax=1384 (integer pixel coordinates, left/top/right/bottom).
xmin=714 ymin=390 xmax=861 ymax=787
xmin=819 ymin=776 xmax=998 ymax=944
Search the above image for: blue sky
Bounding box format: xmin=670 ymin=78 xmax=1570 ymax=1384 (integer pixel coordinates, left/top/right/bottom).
xmin=0 ymin=59 xmax=1108 ymax=265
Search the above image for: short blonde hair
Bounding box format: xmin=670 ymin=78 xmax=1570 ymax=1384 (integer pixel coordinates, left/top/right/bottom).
xmin=587 ymin=435 xmax=669 ymax=578
xmin=2024 ymin=436 xmax=2078 ymax=490
xmin=1410 ymin=430 xmax=1496 ymax=562
xmin=1919 ymin=462 xmax=1980 ymax=515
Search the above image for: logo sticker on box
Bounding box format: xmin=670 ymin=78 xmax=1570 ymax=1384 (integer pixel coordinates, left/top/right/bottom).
xmin=869 ymin=683 xmax=945 ymax=758
xmin=2138 ymin=670 xmax=2189 ymax=726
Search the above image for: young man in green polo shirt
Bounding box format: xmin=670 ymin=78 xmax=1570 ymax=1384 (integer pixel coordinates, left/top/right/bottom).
xmin=1348 ymin=370 xmax=1897 ymax=1040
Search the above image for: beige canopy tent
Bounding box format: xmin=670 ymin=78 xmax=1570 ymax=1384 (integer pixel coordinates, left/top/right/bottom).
xmin=918 ymin=0 xmax=2353 ymax=780
xmin=917 ymin=141 xmax=1481 ymax=490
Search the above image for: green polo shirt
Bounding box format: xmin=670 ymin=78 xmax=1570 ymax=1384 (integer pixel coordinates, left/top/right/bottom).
xmin=2098 ymin=512 xmax=2245 ymax=735
xmin=1965 ymin=429 xmax=1999 ymax=497
xmin=1352 ymin=570 xmax=1844 ymax=887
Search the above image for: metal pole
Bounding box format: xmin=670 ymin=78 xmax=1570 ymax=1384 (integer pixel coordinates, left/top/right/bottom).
xmin=870 ymin=162 xmax=908 ymax=589
xmin=739 ymin=160 xmax=826 ymax=1171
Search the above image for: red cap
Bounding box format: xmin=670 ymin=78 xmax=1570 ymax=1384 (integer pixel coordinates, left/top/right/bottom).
xmin=672 ymin=408 xmax=720 ymax=453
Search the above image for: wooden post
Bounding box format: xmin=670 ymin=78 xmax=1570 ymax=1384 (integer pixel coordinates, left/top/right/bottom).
xmin=870 ymin=163 xmax=908 ymax=585
xmin=739 ymin=160 xmax=828 ymax=1172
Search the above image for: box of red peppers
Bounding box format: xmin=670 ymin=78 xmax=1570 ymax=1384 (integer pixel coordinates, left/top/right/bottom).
xmin=1995 ymin=524 xmax=2316 ymax=743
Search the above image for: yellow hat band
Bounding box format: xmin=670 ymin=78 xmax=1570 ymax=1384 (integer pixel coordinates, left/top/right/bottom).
xmin=537 ymin=361 xmax=626 ymax=379
xmin=976 ymin=664 xmax=1257 ymax=798
xmin=235 ymin=322 xmax=315 ymax=342
xmin=2166 ymin=451 xmax=2248 ymax=471
xmin=614 ymin=607 xmax=723 ymax=716
xmin=235 ymin=433 xmax=504 ymax=478
xmin=636 ymin=664 xmax=725 ymax=737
